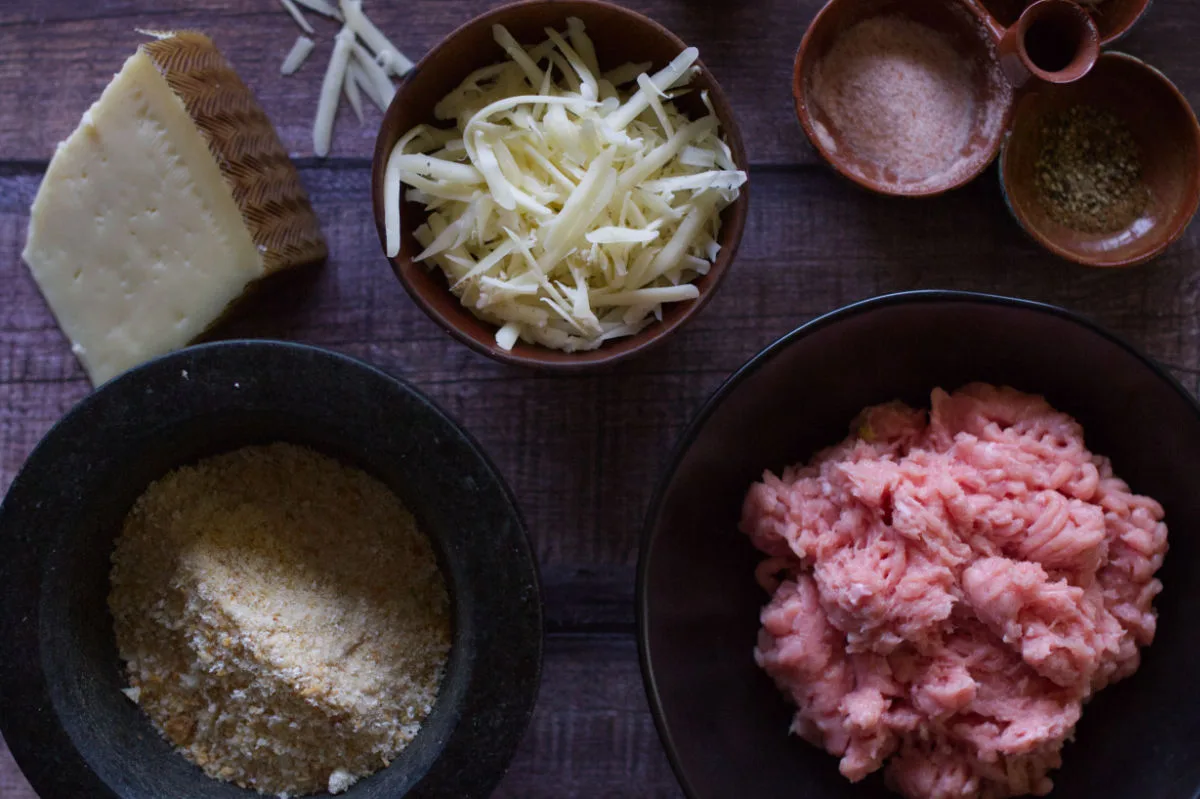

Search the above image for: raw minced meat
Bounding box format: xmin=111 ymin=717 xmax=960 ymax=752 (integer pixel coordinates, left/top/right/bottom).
xmin=741 ymin=384 xmax=1167 ymax=799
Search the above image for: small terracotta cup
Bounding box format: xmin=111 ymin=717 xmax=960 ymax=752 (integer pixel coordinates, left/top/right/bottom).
xmin=370 ymin=0 xmax=749 ymax=371
xmin=793 ymin=0 xmax=1112 ymax=198
xmin=1000 ymin=52 xmax=1200 ymax=267
xmin=975 ymin=0 xmax=1153 ymax=46
xmin=993 ymin=0 xmax=1100 ymax=88
xmin=794 ymin=0 xmax=1015 ymax=197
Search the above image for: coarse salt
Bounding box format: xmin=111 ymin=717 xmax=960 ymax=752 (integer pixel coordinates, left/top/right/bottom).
xmin=811 ymin=16 xmax=978 ymax=187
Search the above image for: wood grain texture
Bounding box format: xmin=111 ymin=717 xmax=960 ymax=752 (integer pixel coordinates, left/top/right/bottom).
xmin=0 ymin=0 xmax=1197 ymax=165
xmin=3 ymin=0 xmax=1200 ymax=795
xmin=7 ymin=166 xmax=1199 ymax=567
xmin=0 ymin=636 xmax=684 ymax=799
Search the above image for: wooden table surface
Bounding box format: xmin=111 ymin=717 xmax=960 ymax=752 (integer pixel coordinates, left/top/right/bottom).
xmin=3 ymin=0 xmax=1200 ymax=796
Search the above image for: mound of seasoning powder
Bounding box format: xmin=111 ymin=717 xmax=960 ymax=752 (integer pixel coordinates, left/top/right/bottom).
xmin=109 ymin=443 xmax=451 ymax=797
xmin=811 ymin=16 xmax=976 ymax=184
xmin=1034 ymin=105 xmax=1148 ymax=233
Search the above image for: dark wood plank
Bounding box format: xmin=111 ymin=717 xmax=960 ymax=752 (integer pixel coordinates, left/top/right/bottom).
xmin=0 ymin=0 xmax=814 ymax=165
xmin=2 ymin=0 xmax=1199 ymax=165
xmin=0 ymin=634 xmax=683 ymax=799
xmin=0 ymin=744 xmax=34 ymax=799
xmin=5 ymin=165 xmax=1200 ymax=580
xmin=493 ymin=635 xmax=682 ymax=798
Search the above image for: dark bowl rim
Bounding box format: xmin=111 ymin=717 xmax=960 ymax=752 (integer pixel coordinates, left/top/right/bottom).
xmin=369 ymin=0 xmax=750 ymax=372
xmin=0 ymin=338 xmax=545 ymax=799
xmin=634 ymin=288 xmax=1200 ymax=799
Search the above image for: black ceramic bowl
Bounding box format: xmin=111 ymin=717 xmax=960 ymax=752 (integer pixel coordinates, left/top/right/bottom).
xmin=638 ymin=291 xmax=1200 ymax=799
xmin=0 ymin=341 xmax=543 ymax=799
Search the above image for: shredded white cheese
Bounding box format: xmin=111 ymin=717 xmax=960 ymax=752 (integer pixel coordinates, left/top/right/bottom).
xmin=346 ymin=62 xmax=377 ymax=109
xmin=384 ymin=19 xmax=744 ymax=353
xmin=343 ymin=60 xmax=365 ymax=122
xmin=284 ymin=1 xmax=411 ymax=156
xmin=294 ymin=0 xmax=343 ymax=20
xmin=341 ymin=0 xmax=414 ymax=76
xmin=351 ymin=43 xmax=397 ymax=110
xmin=279 ymin=0 xmax=315 ymax=34
xmin=314 ymin=26 xmax=355 ymax=157
xmin=281 ymin=35 xmax=316 ymax=75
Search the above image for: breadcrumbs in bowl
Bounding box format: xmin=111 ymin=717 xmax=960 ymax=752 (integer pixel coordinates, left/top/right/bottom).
xmin=0 ymin=340 xmax=542 ymax=799
xmin=109 ymin=443 xmax=452 ymax=797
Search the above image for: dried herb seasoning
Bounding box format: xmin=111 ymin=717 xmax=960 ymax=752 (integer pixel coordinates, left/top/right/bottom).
xmin=1034 ymin=105 xmax=1148 ymax=234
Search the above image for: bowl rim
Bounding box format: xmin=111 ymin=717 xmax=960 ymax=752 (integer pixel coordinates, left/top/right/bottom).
xmin=0 ymin=339 xmax=544 ymax=799
xmin=634 ymin=288 xmax=1200 ymax=799
xmin=1096 ymin=0 xmax=1155 ymax=46
xmin=370 ymin=0 xmax=750 ymax=372
xmin=998 ymin=51 xmax=1200 ymax=268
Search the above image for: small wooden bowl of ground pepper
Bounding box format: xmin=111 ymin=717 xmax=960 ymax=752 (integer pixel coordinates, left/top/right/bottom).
xmin=1000 ymin=52 xmax=1200 ymax=267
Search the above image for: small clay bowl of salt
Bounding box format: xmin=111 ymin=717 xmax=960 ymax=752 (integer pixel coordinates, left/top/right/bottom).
xmin=793 ymin=0 xmax=1112 ymax=198
xmin=0 ymin=341 xmax=545 ymax=799
xmin=1000 ymin=52 xmax=1200 ymax=267
xmin=794 ymin=0 xmax=1015 ymax=197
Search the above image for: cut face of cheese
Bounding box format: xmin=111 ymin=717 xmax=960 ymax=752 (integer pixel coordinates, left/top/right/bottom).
xmin=23 ymin=32 xmax=326 ymax=385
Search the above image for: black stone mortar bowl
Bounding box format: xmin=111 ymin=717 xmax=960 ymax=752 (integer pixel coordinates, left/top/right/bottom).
xmin=638 ymin=290 xmax=1200 ymax=799
xmin=0 ymin=340 xmax=543 ymax=799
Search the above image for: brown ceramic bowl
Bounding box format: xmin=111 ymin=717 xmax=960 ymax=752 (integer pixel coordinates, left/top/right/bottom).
xmin=793 ymin=0 xmax=1015 ymax=198
xmin=977 ymin=0 xmax=1153 ymax=46
xmin=1000 ymin=52 xmax=1200 ymax=267
xmin=639 ymin=290 xmax=1200 ymax=799
xmin=371 ymin=0 xmax=749 ymax=371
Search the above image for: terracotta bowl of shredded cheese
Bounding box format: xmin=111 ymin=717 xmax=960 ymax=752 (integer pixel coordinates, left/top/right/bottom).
xmin=371 ymin=0 xmax=749 ymax=370
xmin=639 ymin=291 xmax=1200 ymax=799
xmin=0 ymin=341 xmax=543 ymax=799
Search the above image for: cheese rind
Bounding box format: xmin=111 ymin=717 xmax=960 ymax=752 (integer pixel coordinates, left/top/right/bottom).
xmin=140 ymin=32 xmax=327 ymax=276
xmin=23 ymin=32 xmax=326 ymax=385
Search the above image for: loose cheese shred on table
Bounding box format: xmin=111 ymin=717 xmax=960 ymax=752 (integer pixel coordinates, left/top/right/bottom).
xmin=289 ymin=0 xmax=413 ymax=155
xmin=281 ymin=35 xmax=315 ymax=75
xmin=351 ymin=42 xmax=397 ymax=109
xmin=384 ymin=20 xmax=746 ymax=352
xmin=343 ymin=58 xmax=365 ymax=122
xmin=341 ymin=0 xmax=413 ymax=76
xmin=313 ymin=26 xmax=354 ymax=156
xmin=279 ymin=0 xmax=315 ymax=34
xmin=294 ymin=0 xmax=343 ymax=20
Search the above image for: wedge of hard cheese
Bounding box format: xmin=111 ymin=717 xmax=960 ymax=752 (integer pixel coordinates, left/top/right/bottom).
xmin=22 ymin=32 xmax=327 ymax=385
